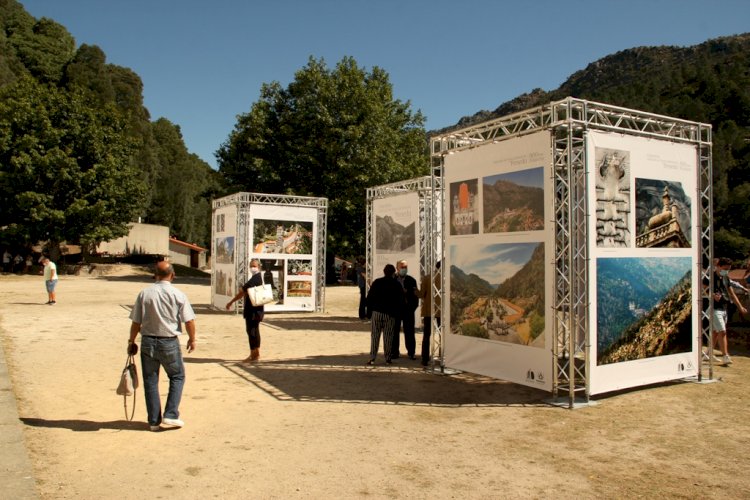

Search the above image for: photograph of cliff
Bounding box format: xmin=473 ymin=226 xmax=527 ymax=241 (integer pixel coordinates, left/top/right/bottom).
xmin=375 ymin=215 xmax=416 ymax=253
xmin=483 ymin=167 xmax=545 ymax=233
xmin=596 ymin=257 xmax=692 ymax=365
xmin=450 ymin=242 xmax=545 ymax=347
xmin=635 ymin=179 xmax=692 ymax=248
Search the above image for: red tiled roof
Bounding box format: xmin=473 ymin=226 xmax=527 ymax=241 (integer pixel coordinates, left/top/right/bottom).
xmin=169 ymin=237 xmax=207 ymax=252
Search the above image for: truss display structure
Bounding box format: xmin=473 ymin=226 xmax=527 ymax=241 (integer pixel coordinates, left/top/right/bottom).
xmin=430 ymin=97 xmax=712 ymax=407
xmin=212 ymin=192 xmax=328 ymax=313
xmin=366 ymin=176 xmax=443 ymax=363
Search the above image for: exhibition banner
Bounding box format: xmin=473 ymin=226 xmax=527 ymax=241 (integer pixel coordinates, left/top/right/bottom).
xmin=587 ymin=131 xmax=699 ymax=395
xmin=249 ymin=203 xmax=318 ymax=312
xmin=212 ymin=205 xmax=238 ymax=309
xmin=443 ymin=131 xmax=553 ymax=391
xmin=372 ymin=191 xmax=420 ymax=277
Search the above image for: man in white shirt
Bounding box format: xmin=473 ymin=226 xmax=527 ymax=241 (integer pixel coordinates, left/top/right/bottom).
xmin=128 ymin=261 xmax=196 ymax=431
xmin=40 ymin=257 xmax=58 ymax=305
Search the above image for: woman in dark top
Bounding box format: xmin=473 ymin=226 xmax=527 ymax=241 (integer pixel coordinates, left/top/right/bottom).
xmin=365 ymin=264 xmax=404 ymax=365
xmin=226 ymin=259 xmax=265 ymax=362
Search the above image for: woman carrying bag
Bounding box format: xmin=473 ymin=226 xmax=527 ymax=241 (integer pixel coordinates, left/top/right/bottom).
xmin=226 ymin=259 xmax=266 ymax=362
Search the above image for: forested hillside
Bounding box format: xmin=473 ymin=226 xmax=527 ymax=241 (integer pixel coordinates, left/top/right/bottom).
xmin=439 ymin=34 xmax=750 ymax=259
xmin=0 ymin=0 xmax=220 ymax=253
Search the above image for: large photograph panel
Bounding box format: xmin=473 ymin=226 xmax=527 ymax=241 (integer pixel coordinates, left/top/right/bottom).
xmin=212 ymin=205 xmax=237 ymax=308
xmin=443 ymin=131 xmax=553 ymax=391
xmin=587 ymin=131 xmax=699 ymax=395
xmin=372 ymin=192 xmax=420 ymax=273
xmin=249 ymin=203 xmax=319 ymax=312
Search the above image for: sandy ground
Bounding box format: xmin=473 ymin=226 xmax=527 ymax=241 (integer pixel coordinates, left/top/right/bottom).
xmin=1 ymin=268 xmax=749 ymax=499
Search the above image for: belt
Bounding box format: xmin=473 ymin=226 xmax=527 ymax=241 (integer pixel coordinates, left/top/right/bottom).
xmin=142 ymin=335 xmax=177 ymax=339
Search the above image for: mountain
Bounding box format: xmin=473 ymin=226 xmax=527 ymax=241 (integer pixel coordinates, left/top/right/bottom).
xmin=494 ymin=242 xmax=545 ymax=317
xmin=483 ymin=179 xmax=544 ymax=232
xmin=375 ymin=215 xmax=416 ymax=252
xmin=449 ymin=264 xmax=494 ymax=321
xmin=433 ymin=34 xmax=750 ymax=259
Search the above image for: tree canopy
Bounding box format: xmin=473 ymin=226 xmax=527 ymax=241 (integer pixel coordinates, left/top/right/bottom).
xmin=0 ymin=76 xmax=146 ymax=253
xmin=0 ymin=0 xmax=218 ymax=253
xmin=217 ymin=56 xmax=429 ymax=257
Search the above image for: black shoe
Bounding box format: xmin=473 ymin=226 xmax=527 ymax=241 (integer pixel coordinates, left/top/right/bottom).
xmin=366 ymin=359 xmax=374 ymax=366
xmin=408 ymin=355 xmax=417 ymax=360
xmin=385 ymin=359 xmax=392 ymax=365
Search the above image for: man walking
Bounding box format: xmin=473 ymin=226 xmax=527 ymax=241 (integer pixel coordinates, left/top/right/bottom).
xmin=711 ymin=257 xmax=746 ymax=365
xmin=128 ymin=261 xmax=196 ymax=431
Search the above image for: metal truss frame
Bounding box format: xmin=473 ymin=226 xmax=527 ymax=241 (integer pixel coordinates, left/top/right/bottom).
xmin=366 ymin=176 xmax=442 ymax=364
xmin=430 ymin=97 xmax=712 ymax=407
xmin=211 ymin=192 xmax=328 ymax=313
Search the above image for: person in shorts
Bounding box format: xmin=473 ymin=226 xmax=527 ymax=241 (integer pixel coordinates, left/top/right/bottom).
xmin=712 ymin=257 xmax=747 ymax=365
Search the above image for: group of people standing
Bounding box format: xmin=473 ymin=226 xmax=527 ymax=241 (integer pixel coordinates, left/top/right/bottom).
xmin=364 ymin=259 xmax=440 ymax=367
xmin=2 ymin=249 xmax=34 ymax=274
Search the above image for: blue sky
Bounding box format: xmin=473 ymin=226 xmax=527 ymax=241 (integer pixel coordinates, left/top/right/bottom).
xmin=451 ymin=242 xmax=539 ymax=286
xmin=20 ymin=1 xmax=750 ymax=169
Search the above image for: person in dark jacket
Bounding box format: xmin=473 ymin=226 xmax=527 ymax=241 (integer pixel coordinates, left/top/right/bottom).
xmin=226 ymin=258 xmax=265 ymax=362
xmin=392 ymin=260 xmax=419 ymax=360
xmin=365 ymin=264 xmax=403 ymax=365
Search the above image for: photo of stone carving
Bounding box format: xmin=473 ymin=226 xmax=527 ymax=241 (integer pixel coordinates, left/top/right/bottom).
xmin=635 ymin=179 xmax=691 ymax=248
xmin=596 ymin=256 xmax=692 ymax=365
xmin=449 ymin=179 xmax=479 ymax=235
xmin=375 ymin=215 xmax=416 ymax=253
xmin=483 ymin=167 xmax=544 ymax=233
xmin=449 ymin=242 xmax=545 ymax=348
xmin=595 ymin=148 xmax=631 ymax=247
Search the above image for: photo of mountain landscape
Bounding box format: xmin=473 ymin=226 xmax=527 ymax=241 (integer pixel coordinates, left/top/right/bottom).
xmin=596 ymin=257 xmax=692 ymax=365
xmin=375 ymin=215 xmax=416 ymax=253
xmin=252 ymin=219 xmax=313 ymax=255
xmin=483 ymin=167 xmax=545 ymax=233
xmin=449 ymin=242 xmax=545 ymax=347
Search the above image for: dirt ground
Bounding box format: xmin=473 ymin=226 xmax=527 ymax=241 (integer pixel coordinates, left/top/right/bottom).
xmin=1 ymin=268 xmax=749 ymax=499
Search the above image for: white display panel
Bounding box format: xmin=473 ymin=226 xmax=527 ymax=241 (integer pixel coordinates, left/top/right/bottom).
xmin=587 ymin=131 xmax=699 ymax=395
xmin=372 ymin=191 xmax=420 ymax=273
xmin=249 ymin=203 xmax=318 ymax=312
xmin=443 ymin=131 xmax=554 ymax=391
xmin=212 ymin=205 xmax=238 ymax=309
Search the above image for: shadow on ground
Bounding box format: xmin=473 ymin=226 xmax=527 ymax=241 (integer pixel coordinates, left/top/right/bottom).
xmin=201 ymin=353 xmax=550 ymax=407
xmin=19 ymin=418 xmax=162 ymax=432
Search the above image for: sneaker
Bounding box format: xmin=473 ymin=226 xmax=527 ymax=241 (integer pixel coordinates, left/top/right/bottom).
xmin=723 ymin=355 xmax=732 ymax=365
xmin=162 ymin=417 xmax=184 ymax=428
xmin=149 ymin=425 xmax=160 ymax=432
xmin=702 ymin=352 xmax=710 ymax=361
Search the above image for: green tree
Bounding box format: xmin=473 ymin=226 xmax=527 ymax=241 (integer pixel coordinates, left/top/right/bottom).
xmin=146 ymin=118 xmax=221 ymax=247
xmin=0 ymin=76 xmax=146 ymax=256
xmin=217 ymin=56 xmax=428 ymax=257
